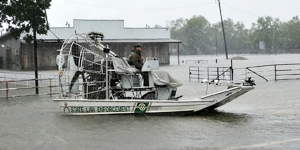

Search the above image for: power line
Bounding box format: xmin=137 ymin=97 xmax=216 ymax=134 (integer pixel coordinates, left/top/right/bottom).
xmin=221 ymin=2 xmax=294 ymax=22
xmin=221 ymin=2 xmax=260 ymax=17
xmin=63 ymin=0 xmax=214 ymax=11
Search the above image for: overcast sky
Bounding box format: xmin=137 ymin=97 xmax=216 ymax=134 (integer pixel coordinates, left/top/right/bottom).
xmin=46 ymin=0 xmax=300 ymax=29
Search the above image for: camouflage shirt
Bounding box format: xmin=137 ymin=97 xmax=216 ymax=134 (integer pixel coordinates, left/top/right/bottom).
xmin=128 ymin=49 xmax=143 ymax=70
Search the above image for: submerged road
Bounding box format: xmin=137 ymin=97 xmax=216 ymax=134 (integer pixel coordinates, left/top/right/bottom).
xmin=1 ymin=74 xmax=299 ymax=149
xmin=1 ymin=54 xmax=300 ymax=149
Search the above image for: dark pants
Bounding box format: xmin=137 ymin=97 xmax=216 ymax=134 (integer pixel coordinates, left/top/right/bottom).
xmin=141 ymin=72 xmax=149 ymax=86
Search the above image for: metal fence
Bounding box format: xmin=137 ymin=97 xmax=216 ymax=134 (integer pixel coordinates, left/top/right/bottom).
xmin=0 ymin=78 xmax=59 ymax=99
xmin=246 ymin=63 xmax=300 ymax=81
xmin=0 ymin=71 xmax=59 ymax=99
xmin=189 ymin=63 xmax=300 ymax=83
xmin=189 ymin=66 xmax=233 ymax=82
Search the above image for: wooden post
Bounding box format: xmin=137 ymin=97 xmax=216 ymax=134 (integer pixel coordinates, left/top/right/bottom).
xmin=177 ymin=43 xmax=180 ymax=65
xmin=6 ymin=81 xmax=8 ymax=100
xmin=217 ymin=67 xmax=219 ymax=80
xmin=207 ymin=67 xmax=210 ymax=81
xmin=230 ymin=59 xmax=233 ymax=81
xmin=198 ymin=66 xmax=200 ymax=82
xmin=49 ymin=79 xmax=52 ymax=97
xmin=274 ymin=65 xmax=277 ymax=81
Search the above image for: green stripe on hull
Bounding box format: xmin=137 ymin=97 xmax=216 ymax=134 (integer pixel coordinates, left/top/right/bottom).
xmin=134 ymin=102 xmax=149 ymax=113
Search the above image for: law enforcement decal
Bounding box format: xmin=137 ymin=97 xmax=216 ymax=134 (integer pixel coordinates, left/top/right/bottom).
xmin=134 ymin=102 xmax=150 ymax=113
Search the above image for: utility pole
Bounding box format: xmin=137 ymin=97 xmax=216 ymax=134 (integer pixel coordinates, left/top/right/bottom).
xmin=272 ymin=26 xmax=275 ymax=55
xmin=217 ymin=0 xmax=228 ymax=59
xmin=215 ymin=24 xmax=218 ymax=56
xmin=33 ymin=10 xmax=39 ymax=94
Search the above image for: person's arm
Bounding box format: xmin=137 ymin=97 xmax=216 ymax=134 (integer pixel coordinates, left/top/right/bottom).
xmin=129 ymin=53 xmax=143 ymax=70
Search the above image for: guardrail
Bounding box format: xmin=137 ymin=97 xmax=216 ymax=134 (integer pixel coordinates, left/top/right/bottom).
xmin=189 ymin=63 xmax=300 ymax=83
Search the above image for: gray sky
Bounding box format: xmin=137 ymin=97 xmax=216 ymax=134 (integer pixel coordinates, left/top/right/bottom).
xmin=46 ymin=0 xmax=300 ymax=29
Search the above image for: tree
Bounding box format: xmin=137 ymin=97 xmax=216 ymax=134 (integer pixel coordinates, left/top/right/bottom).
xmin=250 ymin=16 xmax=284 ymax=53
xmin=153 ymin=24 xmax=162 ymax=28
xmin=167 ymin=18 xmax=187 ymax=54
xmin=183 ymin=15 xmax=211 ymax=54
xmin=168 ymin=15 xmax=212 ymax=55
xmin=0 ymin=0 xmax=51 ymax=42
xmin=222 ymin=19 xmax=249 ymax=53
xmin=168 ymin=18 xmax=186 ymax=40
xmin=251 ymin=16 xmax=274 ymax=52
xmin=211 ymin=19 xmax=250 ymax=54
xmin=280 ymin=16 xmax=300 ymax=50
xmin=169 ymin=15 xmax=300 ymax=55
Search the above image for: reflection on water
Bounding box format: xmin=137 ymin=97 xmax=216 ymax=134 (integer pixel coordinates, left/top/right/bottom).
xmin=191 ymin=109 xmax=251 ymax=123
xmin=130 ymin=109 xmax=252 ymax=124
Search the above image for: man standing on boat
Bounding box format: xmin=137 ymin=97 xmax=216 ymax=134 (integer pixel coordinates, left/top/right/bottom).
xmin=128 ymin=43 xmax=149 ymax=86
xmin=128 ymin=43 xmax=144 ymax=70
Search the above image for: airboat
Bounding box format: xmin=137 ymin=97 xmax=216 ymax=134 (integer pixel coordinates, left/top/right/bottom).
xmin=53 ymin=32 xmax=255 ymax=115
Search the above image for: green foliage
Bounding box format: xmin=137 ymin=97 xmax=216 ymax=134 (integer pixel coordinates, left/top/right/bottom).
xmin=153 ymin=24 xmax=162 ymax=28
xmin=169 ymin=15 xmax=300 ymax=55
xmin=183 ymin=15 xmax=211 ymax=54
xmin=0 ymin=0 xmax=51 ymax=42
xmin=281 ymin=16 xmax=300 ymax=49
xmin=168 ymin=15 xmax=212 ymax=55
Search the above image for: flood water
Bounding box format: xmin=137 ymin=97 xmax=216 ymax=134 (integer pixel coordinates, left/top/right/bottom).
xmin=1 ymin=54 xmax=300 ymax=149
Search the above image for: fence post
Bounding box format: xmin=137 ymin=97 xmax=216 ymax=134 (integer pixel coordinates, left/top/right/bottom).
xmin=230 ymin=59 xmax=233 ymax=81
xmin=198 ymin=66 xmax=200 ymax=82
xmin=207 ymin=67 xmax=210 ymax=81
xmin=6 ymin=81 xmax=8 ymax=100
xmin=50 ymin=79 xmax=52 ymax=97
xmin=189 ymin=67 xmax=191 ymax=81
xmin=26 ymin=74 xmax=29 ymax=87
xmin=217 ymin=67 xmax=219 ymax=80
xmin=274 ymin=65 xmax=277 ymax=81
xmin=14 ymin=73 xmax=17 ymax=85
xmin=39 ymin=74 xmax=42 ymax=87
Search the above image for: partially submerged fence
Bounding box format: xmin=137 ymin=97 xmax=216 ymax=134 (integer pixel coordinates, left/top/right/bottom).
xmin=189 ymin=63 xmax=300 ymax=83
xmin=189 ymin=66 xmax=233 ymax=82
xmin=0 ymin=71 xmax=59 ymax=99
xmin=184 ymin=60 xmax=208 ymax=64
xmin=246 ymin=63 xmax=300 ymax=81
xmin=0 ymin=78 xmax=59 ymax=99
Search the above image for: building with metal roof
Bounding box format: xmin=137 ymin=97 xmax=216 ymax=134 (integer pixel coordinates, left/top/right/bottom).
xmin=0 ymin=19 xmax=180 ymax=70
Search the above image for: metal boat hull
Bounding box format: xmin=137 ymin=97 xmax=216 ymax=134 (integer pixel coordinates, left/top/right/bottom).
xmin=53 ymin=85 xmax=254 ymax=115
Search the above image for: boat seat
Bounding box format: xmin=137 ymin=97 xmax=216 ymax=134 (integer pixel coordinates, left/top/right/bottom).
xmin=151 ymin=70 xmax=183 ymax=88
xmin=111 ymin=56 xmax=138 ymax=75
